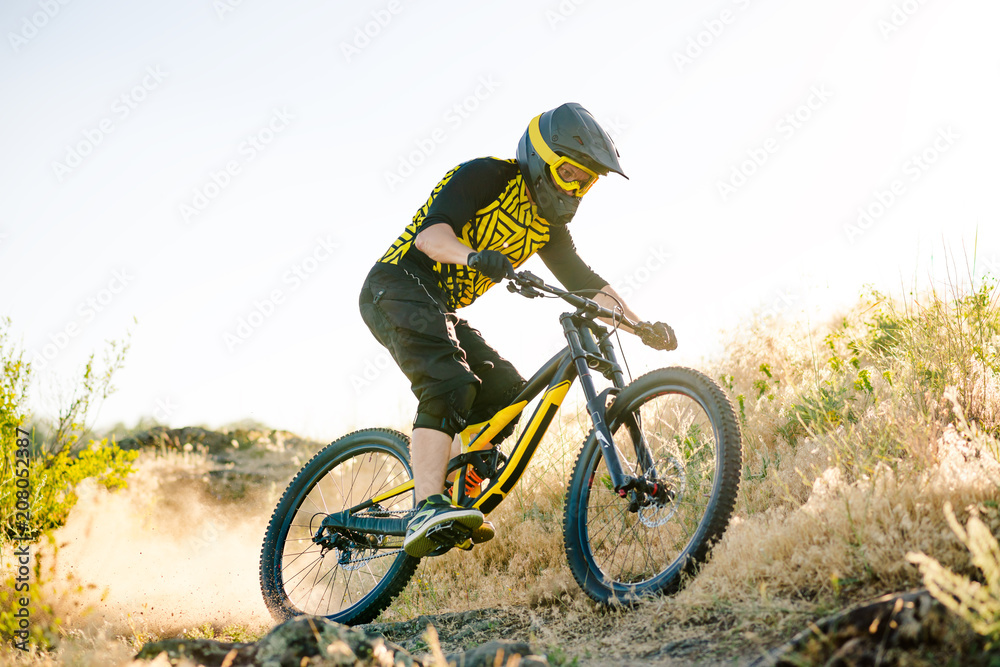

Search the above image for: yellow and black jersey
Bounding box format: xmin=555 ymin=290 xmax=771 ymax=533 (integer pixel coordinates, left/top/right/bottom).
xmin=378 ymin=157 xmax=606 ymax=310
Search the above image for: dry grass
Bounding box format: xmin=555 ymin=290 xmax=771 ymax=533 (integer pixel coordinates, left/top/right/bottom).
xmin=2 ymin=278 xmax=998 ymax=665
xmin=381 ymin=276 xmax=1000 ymax=654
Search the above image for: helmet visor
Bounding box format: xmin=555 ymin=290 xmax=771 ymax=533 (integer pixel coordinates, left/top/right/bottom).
xmin=548 ymin=156 xmax=599 ymax=197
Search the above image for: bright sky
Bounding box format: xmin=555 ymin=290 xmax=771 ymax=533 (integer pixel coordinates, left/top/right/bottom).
xmin=2 ymin=0 xmax=998 ymax=439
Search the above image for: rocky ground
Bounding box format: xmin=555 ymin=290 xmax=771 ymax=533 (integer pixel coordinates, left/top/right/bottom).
xmin=114 ymin=427 xmax=991 ymax=667
xmin=131 ymin=591 xmax=982 ymax=666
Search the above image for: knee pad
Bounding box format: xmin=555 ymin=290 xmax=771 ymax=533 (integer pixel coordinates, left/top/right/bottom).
xmin=413 ymin=382 xmax=478 ymax=438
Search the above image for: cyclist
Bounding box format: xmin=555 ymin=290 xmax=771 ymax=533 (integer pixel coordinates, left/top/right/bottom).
xmin=358 ymin=102 xmax=677 ymax=558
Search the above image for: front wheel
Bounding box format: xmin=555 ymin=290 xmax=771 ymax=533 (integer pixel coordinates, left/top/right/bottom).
xmin=563 ymin=367 xmax=742 ymax=605
xmin=259 ymin=428 xmax=418 ymax=625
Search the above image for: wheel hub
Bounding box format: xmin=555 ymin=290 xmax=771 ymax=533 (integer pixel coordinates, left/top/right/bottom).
xmin=638 ymin=454 xmax=686 ymax=528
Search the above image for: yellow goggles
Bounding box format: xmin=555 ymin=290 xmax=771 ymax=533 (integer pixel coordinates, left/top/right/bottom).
xmin=549 ymin=156 xmax=599 ymax=197
xmin=528 ymin=114 xmax=600 ymax=197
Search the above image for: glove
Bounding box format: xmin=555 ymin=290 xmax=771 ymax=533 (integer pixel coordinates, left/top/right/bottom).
xmin=467 ymin=250 xmax=515 ymax=283
xmin=636 ymin=321 xmax=678 ymax=351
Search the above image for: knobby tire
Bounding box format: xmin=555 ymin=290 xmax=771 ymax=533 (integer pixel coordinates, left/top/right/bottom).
xmin=259 ymin=428 xmax=419 ymax=625
xmin=563 ymin=366 xmax=743 ymax=605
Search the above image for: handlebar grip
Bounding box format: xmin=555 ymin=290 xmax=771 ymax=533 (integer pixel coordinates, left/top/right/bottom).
xmin=636 ymin=321 xmax=678 ymax=351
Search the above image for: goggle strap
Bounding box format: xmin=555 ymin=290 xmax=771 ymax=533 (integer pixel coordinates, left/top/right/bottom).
xmin=528 ymin=114 xmax=562 ymax=165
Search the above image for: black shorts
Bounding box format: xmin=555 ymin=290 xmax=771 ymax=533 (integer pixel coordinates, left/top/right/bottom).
xmin=359 ymin=263 xmax=525 ymax=424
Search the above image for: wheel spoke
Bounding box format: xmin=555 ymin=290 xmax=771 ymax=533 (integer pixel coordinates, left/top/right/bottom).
xmin=572 ymin=379 xmax=740 ymax=598
xmin=263 ymin=437 xmax=416 ymax=622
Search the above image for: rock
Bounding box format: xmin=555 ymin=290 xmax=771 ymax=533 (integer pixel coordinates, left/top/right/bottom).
xmin=117 ymin=426 xmax=318 ymax=456
xmin=445 ymin=640 xmax=547 ymax=667
xmin=135 ymin=616 xmax=416 ymax=667
xmin=822 ymin=637 xmax=871 ymax=667
xmin=136 ymin=637 xmax=250 ymax=666
xmin=251 ymin=617 xmax=414 ymax=667
xmin=135 ymin=616 xmax=548 ymax=667
xmin=752 ymin=589 xmax=952 ymax=667
xmin=117 ymin=426 xmax=234 ymax=454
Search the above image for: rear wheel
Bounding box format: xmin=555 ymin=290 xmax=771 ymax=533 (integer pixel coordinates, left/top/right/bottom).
xmin=259 ymin=428 xmax=418 ymax=625
xmin=563 ymin=367 xmax=742 ymax=604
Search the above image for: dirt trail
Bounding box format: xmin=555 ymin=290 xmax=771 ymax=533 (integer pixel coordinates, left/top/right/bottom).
xmin=43 ymin=428 xmax=757 ymax=663
xmin=37 ymin=427 xmax=982 ymax=666
xmin=363 ymin=606 xmax=760 ymax=666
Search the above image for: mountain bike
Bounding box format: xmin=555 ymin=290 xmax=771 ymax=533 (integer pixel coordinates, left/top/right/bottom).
xmin=259 ymin=271 xmax=742 ymax=625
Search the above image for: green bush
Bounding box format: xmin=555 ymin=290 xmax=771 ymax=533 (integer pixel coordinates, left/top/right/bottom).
xmin=776 ymin=279 xmax=1000 ymax=451
xmin=1 ymin=437 xmax=138 ymax=542
xmin=0 ymin=317 xmax=30 ymax=436
xmin=0 ymin=534 xmax=66 ymax=649
xmin=0 ymin=318 xmax=138 ymax=545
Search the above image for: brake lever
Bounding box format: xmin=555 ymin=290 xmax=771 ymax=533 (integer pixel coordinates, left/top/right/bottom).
xmin=516 ymin=270 xmax=545 ymax=287
xmin=506 ymin=280 xmax=542 ymax=298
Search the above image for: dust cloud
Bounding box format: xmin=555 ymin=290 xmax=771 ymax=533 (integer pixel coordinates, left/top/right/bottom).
xmin=48 ymin=453 xmax=276 ymax=637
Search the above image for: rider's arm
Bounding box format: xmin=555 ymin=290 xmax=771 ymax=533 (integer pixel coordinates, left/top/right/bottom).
xmin=593 ymin=285 xmax=641 ymax=334
xmin=413 ymin=158 xmax=514 ymax=264
xmin=414 ymin=223 xmax=474 ymax=265
xmin=537 ymin=225 xmax=607 ymax=292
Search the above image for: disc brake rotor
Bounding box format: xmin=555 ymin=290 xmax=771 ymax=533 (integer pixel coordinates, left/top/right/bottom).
xmin=639 ymin=453 xmax=686 ymax=528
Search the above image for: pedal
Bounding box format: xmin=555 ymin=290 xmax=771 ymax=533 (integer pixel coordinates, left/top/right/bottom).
xmin=426 ymin=520 xmax=473 ymax=546
xmin=471 ymin=521 xmax=495 ymax=544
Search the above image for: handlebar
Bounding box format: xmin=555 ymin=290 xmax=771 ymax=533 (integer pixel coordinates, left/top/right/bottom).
xmin=506 ymin=270 xmax=639 ymax=329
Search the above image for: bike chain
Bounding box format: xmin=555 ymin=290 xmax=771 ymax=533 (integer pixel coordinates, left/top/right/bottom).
xmin=334 ymin=507 xmax=416 ymax=567
xmin=337 ymin=547 xmax=403 ymax=568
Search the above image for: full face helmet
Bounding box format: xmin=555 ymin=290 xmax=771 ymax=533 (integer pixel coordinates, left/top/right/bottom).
xmin=516 ymin=102 xmax=627 ymax=225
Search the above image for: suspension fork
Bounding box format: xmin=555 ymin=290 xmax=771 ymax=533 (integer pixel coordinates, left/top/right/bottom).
xmin=597 ymin=334 xmax=657 ymax=478
xmin=562 ymin=314 xmax=659 ymax=497
xmin=562 ymin=315 xmax=632 ymax=493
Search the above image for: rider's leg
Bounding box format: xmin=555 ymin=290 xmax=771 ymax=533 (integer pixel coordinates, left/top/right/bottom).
xmin=444 ymin=433 xmax=463 ymax=488
xmin=456 ymin=320 xmax=527 ymax=446
xmin=404 ymin=384 xmax=482 ymax=556
xmin=358 ymin=268 xmax=489 ymax=554
xmin=411 ymin=428 xmax=454 ymax=503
